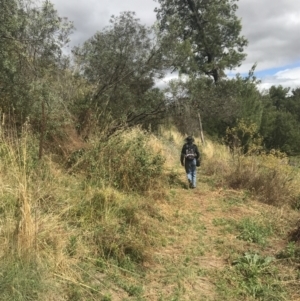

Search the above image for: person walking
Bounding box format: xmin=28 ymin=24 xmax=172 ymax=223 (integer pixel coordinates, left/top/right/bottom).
xmin=180 ymin=136 xmax=201 ymax=189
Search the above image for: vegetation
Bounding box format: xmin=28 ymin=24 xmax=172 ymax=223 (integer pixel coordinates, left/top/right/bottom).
xmin=1 ymin=0 xmax=300 ymax=300
xmin=0 ymin=126 xmax=300 ymax=300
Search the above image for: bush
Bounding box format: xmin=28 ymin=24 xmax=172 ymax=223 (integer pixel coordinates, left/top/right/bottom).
xmin=71 ymin=128 xmax=166 ymax=193
xmin=226 ymin=154 xmax=298 ymax=207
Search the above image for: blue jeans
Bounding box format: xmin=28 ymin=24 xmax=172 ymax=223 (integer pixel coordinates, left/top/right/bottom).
xmin=185 ymin=159 xmax=197 ymax=188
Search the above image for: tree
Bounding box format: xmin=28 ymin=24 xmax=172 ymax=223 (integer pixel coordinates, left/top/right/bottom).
xmin=155 ymin=0 xmax=248 ymax=83
xmin=0 ymin=0 xmax=73 ymax=124
xmin=73 ymin=12 xmax=166 ymax=132
xmin=289 ymin=88 xmax=300 ymax=122
xmin=259 ymin=86 xmax=300 ymax=155
xmin=164 ymin=70 xmax=263 ymax=138
xmin=269 ymin=85 xmax=290 ymax=110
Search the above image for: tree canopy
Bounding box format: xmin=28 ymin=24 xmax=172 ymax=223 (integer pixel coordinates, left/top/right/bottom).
xmin=73 ymin=12 xmax=166 ymax=131
xmin=155 ymin=0 xmax=248 ymax=82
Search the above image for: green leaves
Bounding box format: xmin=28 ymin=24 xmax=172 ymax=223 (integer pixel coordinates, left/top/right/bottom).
xmin=0 ymin=0 xmax=73 ymax=122
xmin=231 ymin=253 xmax=285 ymax=300
xmin=73 ymin=12 xmax=166 ymax=130
xmin=155 ymin=0 xmax=248 ymax=82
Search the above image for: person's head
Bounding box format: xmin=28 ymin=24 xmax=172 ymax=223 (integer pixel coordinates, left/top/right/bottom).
xmin=186 ymin=136 xmax=194 ymax=144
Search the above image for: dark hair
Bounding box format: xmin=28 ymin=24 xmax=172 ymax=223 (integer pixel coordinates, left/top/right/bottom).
xmin=186 ymin=136 xmax=194 ymax=143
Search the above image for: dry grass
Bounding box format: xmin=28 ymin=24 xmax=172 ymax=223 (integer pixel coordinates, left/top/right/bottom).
xmin=200 ymin=139 xmax=300 ymax=207
xmin=201 ymin=140 xmax=232 ymax=179
xmin=1 ymin=127 xmax=300 ymax=300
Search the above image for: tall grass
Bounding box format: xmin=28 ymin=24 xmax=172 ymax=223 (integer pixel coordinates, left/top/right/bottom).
xmin=0 ymin=123 xmax=38 ymax=257
xmin=201 ymin=140 xmax=300 ymax=207
xmin=0 ymin=125 xmax=169 ymax=299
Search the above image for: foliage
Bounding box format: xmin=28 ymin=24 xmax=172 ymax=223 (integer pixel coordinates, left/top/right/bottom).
xmin=63 ymin=186 xmax=163 ymax=266
xmin=2 ymin=0 xmax=300 ymax=299
xmin=0 ymin=0 xmax=73 ymax=123
xmin=261 ymin=110 xmax=300 ymax=155
xmin=165 ymin=69 xmax=263 ymax=138
xmin=155 ymin=0 xmax=248 ymax=82
xmin=276 ymin=242 xmax=300 ymax=263
xmin=231 ymin=253 xmax=284 ymax=300
xmin=0 ymin=125 xmax=300 ymax=300
xmin=200 ymin=136 xmax=300 ymax=208
xmin=260 ymin=85 xmax=300 ymax=155
xmin=235 ymin=217 xmax=273 ymax=246
xmin=224 ymin=119 xmax=263 ymax=155
xmin=73 ymin=12 xmax=166 ymax=131
xmin=69 ymin=128 xmax=166 ymax=194
xmin=225 ymin=154 xmax=297 ymax=206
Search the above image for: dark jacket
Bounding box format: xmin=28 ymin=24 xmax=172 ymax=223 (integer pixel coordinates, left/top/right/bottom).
xmin=180 ymin=142 xmax=200 ymax=166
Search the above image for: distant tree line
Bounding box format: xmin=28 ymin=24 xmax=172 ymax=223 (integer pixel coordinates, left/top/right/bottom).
xmin=1 ymin=0 xmax=300 ymax=157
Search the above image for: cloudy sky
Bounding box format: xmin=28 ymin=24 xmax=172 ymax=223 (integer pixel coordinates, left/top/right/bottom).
xmin=51 ymin=0 xmax=300 ymax=92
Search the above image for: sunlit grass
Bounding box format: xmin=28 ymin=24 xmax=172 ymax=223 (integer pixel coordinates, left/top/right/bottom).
xmin=1 ymin=126 xmax=300 ymax=300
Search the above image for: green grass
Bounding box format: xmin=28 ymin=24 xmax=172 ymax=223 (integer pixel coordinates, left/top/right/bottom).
xmin=212 ymin=250 xmax=287 ymax=300
xmin=235 ymin=217 xmax=273 ymax=246
xmin=0 ymin=258 xmax=44 ymax=301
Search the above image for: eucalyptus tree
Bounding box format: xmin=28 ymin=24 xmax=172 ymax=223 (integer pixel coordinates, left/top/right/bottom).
xmin=73 ymin=12 xmax=166 ymax=132
xmin=155 ymin=0 xmax=248 ymax=83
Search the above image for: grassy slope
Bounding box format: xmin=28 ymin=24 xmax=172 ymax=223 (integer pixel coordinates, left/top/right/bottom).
xmin=1 ymin=128 xmax=300 ymax=300
xmin=142 ymin=174 xmax=299 ymax=301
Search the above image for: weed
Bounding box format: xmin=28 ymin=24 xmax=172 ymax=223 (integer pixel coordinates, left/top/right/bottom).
xmin=0 ymin=257 xmax=44 ymax=301
xmin=233 ymin=252 xmax=274 ymax=278
xmin=213 ymin=218 xmax=231 ymax=227
xmin=236 ymin=217 xmax=273 ymax=246
xmin=223 ymin=196 xmax=245 ymax=207
xmin=216 ymin=252 xmax=285 ymax=300
xmin=206 ymin=205 xmax=217 ymax=212
xmin=277 ymin=242 xmax=300 ymax=263
xmin=292 ymin=196 xmax=300 ymax=210
xmin=233 ymin=252 xmax=285 ymax=300
xmin=126 ymin=284 xmax=144 ymax=297
xmin=167 ymin=170 xmax=184 ymax=187
xmin=101 ymin=294 xmax=112 ymax=301
xmin=212 ymin=218 xmax=236 ymax=236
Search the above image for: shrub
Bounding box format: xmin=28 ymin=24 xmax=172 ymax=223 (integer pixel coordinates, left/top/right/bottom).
xmin=224 ymin=119 xmax=263 ymax=155
xmin=70 ymin=128 xmax=166 ymax=194
xmin=225 ymin=154 xmax=298 ymax=207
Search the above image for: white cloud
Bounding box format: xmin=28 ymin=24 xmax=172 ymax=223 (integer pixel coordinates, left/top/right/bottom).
xmin=258 ymin=67 xmax=300 ymax=92
xmin=52 ymin=0 xmax=156 ymax=46
xmin=236 ymin=0 xmax=300 ymax=74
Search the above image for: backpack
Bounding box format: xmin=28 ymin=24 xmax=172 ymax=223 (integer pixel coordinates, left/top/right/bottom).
xmin=185 ymin=144 xmax=196 ymax=160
